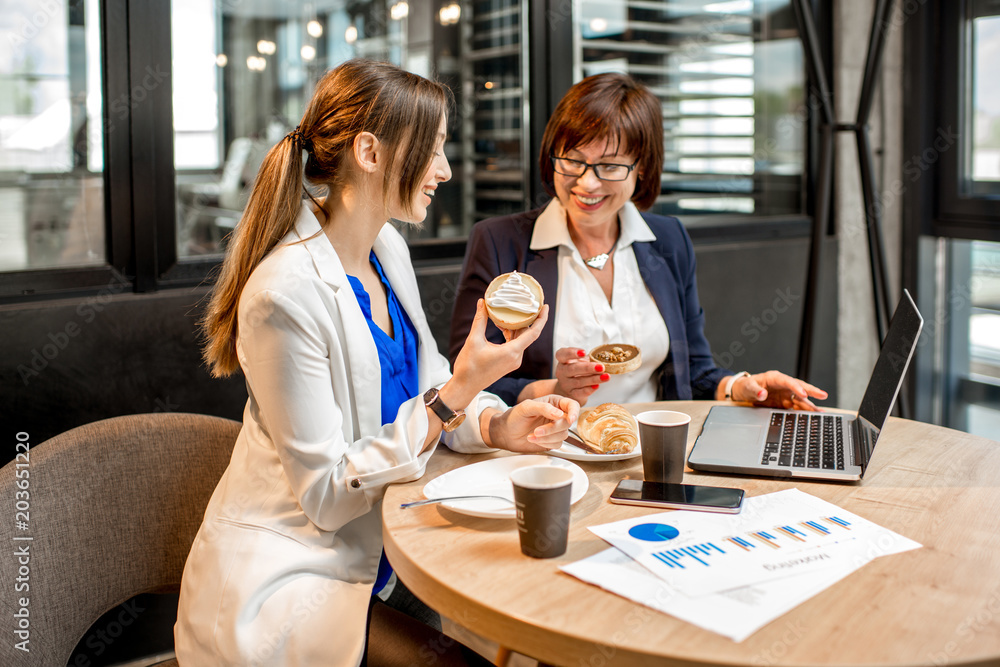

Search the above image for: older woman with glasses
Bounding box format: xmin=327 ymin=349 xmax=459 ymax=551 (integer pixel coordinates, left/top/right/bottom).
xmin=449 ymin=72 xmax=825 ymax=410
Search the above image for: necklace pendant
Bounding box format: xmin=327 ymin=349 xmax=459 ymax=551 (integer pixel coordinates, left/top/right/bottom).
xmin=584 ymin=253 xmax=610 ymax=270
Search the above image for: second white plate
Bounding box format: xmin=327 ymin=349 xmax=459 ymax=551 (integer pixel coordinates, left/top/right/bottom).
xmin=546 ymin=438 xmax=642 ymax=462
xmin=421 ymin=455 xmax=588 ymax=519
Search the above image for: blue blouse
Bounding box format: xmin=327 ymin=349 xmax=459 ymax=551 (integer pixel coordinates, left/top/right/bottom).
xmin=346 ymin=251 xmax=419 ymax=594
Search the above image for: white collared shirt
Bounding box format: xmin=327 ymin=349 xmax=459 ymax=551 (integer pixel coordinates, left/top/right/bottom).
xmin=530 ymin=199 xmax=669 ymax=405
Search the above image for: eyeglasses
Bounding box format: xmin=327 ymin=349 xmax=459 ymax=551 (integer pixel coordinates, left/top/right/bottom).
xmin=550 ymin=156 xmax=637 ymax=182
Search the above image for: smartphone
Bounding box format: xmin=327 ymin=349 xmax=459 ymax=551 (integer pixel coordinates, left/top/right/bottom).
xmin=609 ymin=479 xmax=745 ymax=514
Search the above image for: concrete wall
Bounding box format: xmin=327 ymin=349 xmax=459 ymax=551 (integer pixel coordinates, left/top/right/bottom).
xmin=834 ymin=1 xmax=905 ymax=409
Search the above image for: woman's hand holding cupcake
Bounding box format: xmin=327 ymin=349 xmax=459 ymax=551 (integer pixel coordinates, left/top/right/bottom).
xmin=447 ymin=299 xmax=578 ymax=451
xmin=451 ymin=298 xmax=549 ymax=400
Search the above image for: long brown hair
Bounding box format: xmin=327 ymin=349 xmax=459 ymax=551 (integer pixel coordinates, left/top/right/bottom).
xmin=201 ymin=59 xmax=451 ymax=377
xmin=539 ymin=73 xmax=663 ymax=210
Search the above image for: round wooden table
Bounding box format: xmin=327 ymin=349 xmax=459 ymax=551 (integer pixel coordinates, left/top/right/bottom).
xmin=382 ymin=401 xmax=1000 ymax=666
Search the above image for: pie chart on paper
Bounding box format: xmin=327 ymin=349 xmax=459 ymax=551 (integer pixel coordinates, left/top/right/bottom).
xmin=628 ymin=523 xmax=680 ymax=542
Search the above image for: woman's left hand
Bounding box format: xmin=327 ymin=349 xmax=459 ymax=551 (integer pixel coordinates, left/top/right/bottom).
xmin=488 ymin=395 xmax=580 ymax=453
xmin=729 ymin=371 xmax=828 ymax=411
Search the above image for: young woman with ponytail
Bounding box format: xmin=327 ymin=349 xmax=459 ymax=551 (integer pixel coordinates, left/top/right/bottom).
xmin=175 ymin=59 xmax=578 ymax=666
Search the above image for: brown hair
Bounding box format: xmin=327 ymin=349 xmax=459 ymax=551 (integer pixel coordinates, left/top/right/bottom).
xmin=539 ymin=73 xmax=663 ymax=210
xmin=201 ymin=59 xmax=451 ymax=377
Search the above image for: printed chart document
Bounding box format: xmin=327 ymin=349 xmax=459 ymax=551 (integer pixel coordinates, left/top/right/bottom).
xmin=561 ymin=488 xmax=921 ymax=641
xmin=561 ymin=547 xmax=859 ymax=642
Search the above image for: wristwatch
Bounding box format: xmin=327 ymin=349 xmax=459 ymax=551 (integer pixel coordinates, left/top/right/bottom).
xmin=724 ymin=371 xmax=751 ymax=401
xmin=423 ymin=387 xmax=466 ymax=432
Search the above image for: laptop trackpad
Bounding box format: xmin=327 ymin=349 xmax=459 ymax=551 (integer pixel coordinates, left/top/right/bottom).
xmin=692 ymin=423 xmax=765 ymax=465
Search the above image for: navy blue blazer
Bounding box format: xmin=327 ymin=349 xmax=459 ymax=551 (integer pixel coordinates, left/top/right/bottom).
xmin=448 ymin=206 xmax=730 ymax=405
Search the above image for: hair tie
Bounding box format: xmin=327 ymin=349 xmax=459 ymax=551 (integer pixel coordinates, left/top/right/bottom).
xmin=286 ymin=126 xmax=312 ymax=153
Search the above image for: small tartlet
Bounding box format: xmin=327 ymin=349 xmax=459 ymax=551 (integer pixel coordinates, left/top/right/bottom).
xmin=484 ymin=272 xmax=544 ymax=330
xmin=588 ymin=343 xmax=641 ymax=374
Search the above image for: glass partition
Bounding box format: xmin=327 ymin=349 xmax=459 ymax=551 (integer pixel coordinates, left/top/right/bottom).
xmin=172 ymin=0 xmax=476 ymax=255
xmin=0 ymin=0 xmax=104 ymax=271
xmin=172 ymin=0 xmax=806 ymax=260
xmin=173 ymin=0 xmax=331 ymax=257
xmin=927 ymin=239 xmax=1000 ymax=438
xmin=968 ymin=0 xmax=1000 ymax=194
xmin=574 ymin=0 xmax=805 ymax=218
xmin=458 ymin=0 xmax=530 ymax=233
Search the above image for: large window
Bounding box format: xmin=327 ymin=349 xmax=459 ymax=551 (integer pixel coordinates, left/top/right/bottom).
xmin=462 ymin=0 xmax=530 ymax=234
xmin=934 ymin=0 xmax=1000 ymax=239
xmin=908 ymin=0 xmax=1000 ymax=438
xmin=172 ymin=0 xmax=394 ymax=258
xmin=171 ymin=0 xmax=483 ymax=255
xmin=574 ymin=0 xmax=806 ymax=219
xmin=968 ymin=2 xmax=1000 ymax=194
xmin=966 ymin=241 xmax=1000 ymax=432
xmin=922 ymin=238 xmax=1000 ymax=437
xmin=0 ymin=0 xmax=104 ymax=272
xmin=1 ymin=0 xmax=817 ymax=299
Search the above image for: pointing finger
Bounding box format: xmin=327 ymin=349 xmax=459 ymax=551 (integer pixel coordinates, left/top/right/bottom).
xmin=555 ymin=347 xmax=586 ymax=364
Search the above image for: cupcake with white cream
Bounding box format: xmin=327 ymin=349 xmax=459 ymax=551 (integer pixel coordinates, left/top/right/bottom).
xmin=484 ymin=271 xmax=544 ymax=330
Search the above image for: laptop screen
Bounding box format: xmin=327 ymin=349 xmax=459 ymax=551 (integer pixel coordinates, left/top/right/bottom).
xmin=855 ymin=290 xmax=924 ymax=463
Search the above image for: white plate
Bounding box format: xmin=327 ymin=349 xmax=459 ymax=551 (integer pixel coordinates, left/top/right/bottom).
xmin=421 ymin=455 xmax=589 ymax=519
xmin=546 ymin=438 xmax=642 ymax=462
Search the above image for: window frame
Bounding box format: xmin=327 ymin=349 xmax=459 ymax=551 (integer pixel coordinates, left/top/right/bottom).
xmin=2 ymin=0 xmax=831 ymax=304
xmin=904 ymin=0 xmax=1000 ymax=432
xmin=0 ymin=0 xmax=132 ymax=303
xmin=931 ymin=0 xmax=1000 ymax=242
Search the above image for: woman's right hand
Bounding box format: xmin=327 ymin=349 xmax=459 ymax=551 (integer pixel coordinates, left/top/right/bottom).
xmin=552 ymin=347 xmax=609 ymax=405
xmin=448 ymin=299 xmax=548 ymax=406
xmin=514 ymin=346 xmax=610 ymax=406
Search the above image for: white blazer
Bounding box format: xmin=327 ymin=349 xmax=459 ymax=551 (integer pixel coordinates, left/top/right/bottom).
xmin=175 ymin=207 xmax=504 ymax=667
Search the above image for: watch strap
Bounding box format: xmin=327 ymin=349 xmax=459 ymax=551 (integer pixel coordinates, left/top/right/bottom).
xmin=724 ymin=371 xmax=750 ymax=401
xmin=424 ymin=388 xmax=465 ymax=431
xmin=425 ymin=388 xmax=453 ymax=422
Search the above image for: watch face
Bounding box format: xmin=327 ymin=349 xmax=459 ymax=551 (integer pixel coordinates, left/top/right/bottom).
xmin=442 ymin=412 xmax=466 ymax=432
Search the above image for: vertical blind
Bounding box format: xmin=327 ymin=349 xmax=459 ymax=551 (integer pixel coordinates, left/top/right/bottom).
xmin=573 ymin=0 xmax=806 ymax=219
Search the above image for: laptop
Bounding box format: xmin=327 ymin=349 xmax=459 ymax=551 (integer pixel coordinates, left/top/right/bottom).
xmin=688 ymin=289 xmax=923 ymax=482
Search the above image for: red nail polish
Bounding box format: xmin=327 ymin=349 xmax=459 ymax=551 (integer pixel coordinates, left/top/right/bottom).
xmin=591 ymin=385 xmax=599 ymax=390
xmin=594 ymin=364 xmax=604 ymax=373
xmin=600 ymin=373 xmax=610 ymax=382
xmin=576 ymin=349 xmax=586 ymax=357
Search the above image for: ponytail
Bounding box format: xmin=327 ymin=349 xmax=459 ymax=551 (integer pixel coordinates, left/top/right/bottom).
xmin=200 ymin=134 xmax=306 ymax=377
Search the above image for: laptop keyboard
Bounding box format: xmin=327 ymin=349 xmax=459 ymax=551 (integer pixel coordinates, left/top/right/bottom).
xmin=761 ymin=413 xmax=845 ymax=470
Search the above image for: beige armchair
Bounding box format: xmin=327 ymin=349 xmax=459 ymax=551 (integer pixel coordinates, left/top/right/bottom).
xmin=0 ymin=413 xmax=241 ymax=666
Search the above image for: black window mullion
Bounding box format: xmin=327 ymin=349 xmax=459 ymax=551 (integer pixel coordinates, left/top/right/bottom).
xmin=127 ymin=0 xmax=177 ymax=292
xmin=527 ymin=0 xmax=573 ymax=208
xmin=102 ymin=0 xmax=135 ymax=279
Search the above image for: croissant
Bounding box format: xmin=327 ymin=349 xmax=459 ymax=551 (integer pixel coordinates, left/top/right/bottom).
xmin=578 ymin=403 xmax=638 ymax=454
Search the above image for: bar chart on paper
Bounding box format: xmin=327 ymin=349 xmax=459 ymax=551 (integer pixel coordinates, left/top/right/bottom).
xmin=589 ymin=489 xmax=923 ymax=597
xmin=651 ymin=516 xmax=853 ymax=572
xmin=599 ymin=514 xmax=863 ymax=596
xmin=581 ymin=489 xmax=923 ymax=633
xmin=726 ymin=516 xmax=852 ymax=552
